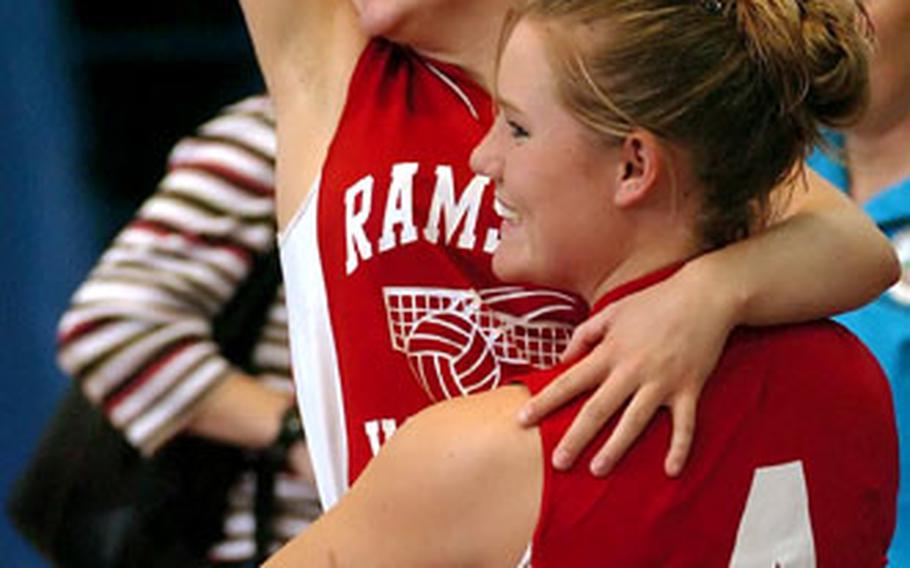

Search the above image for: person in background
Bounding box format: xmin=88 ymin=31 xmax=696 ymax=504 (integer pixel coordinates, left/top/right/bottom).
xmin=55 ymin=95 xmax=321 ymax=565
xmin=264 ymin=0 xmax=897 ymax=565
xmin=807 ymin=0 xmax=910 ymax=562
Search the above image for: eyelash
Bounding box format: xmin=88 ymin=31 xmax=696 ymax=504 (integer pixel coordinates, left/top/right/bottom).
xmin=506 ymin=119 xmax=530 ymax=139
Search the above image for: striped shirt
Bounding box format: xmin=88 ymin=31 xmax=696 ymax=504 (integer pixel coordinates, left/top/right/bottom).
xmin=56 ymin=95 xmax=320 ymax=562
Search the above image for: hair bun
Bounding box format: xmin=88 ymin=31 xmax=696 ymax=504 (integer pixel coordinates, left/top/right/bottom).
xmin=800 ymin=0 xmax=872 ymax=127
xmin=735 ymin=0 xmax=871 ymax=128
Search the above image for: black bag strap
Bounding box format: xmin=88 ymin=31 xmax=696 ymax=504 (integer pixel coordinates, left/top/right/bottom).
xmin=213 ymin=245 xmax=282 ymax=371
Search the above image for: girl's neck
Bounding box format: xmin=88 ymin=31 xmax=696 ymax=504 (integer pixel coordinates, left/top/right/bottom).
xmin=846 ymin=110 xmax=910 ymax=204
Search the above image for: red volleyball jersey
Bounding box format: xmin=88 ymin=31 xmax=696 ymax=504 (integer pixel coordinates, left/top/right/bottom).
xmin=279 ymin=39 xmax=586 ymax=508
xmin=519 ymin=266 xmax=898 ymax=567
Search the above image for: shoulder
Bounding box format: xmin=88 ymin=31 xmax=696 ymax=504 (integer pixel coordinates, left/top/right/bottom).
xmin=396 ymin=385 xmax=536 ymax=470
xmin=731 ymin=319 xmax=880 ymax=371
xmin=170 ymin=94 xmax=276 ymax=163
xmin=221 ymin=94 xmax=273 ymax=119
xmin=357 ymin=386 xmax=540 ymax=566
xmin=729 ymin=320 xmax=891 ymax=410
xmin=159 ymin=95 xmax=278 ymax=224
xmin=376 ymin=386 xmax=539 ymax=509
xmin=750 ymin=319 xmax=880 ymax=369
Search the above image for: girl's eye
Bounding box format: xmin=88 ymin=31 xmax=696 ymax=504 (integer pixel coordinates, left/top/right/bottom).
xmin=507 ymin=120 xmax=529 ymax=139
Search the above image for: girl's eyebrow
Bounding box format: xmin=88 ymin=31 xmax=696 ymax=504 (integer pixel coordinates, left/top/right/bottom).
xmin=495 ymin=96 xmax=524 ymax=115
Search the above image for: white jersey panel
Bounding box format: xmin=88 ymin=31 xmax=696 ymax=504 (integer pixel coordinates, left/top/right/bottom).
xmin=279 ymin=178 xmax=349 ymax=510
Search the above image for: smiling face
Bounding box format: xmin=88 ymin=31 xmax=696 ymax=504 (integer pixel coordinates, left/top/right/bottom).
xmin=470 ymin=19 xmax=631 ymax=302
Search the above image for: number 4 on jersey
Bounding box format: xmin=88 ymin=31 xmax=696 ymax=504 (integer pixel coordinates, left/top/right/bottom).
xmin=730 ymin=461 xmax=816 ymax=567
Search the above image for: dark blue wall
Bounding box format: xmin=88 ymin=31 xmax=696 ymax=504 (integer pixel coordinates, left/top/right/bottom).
xmin=0 ymin=1 xmax=97 ymax=566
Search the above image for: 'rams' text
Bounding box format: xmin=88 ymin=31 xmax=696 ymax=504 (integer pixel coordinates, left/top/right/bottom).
xmin=345 ymin=162 xmax=500 ymax=275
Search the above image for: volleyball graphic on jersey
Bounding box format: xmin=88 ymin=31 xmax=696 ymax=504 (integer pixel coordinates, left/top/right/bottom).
xmin=404 ymin=310 xmax=500 ymax=401
xmin=384 ymin=286 xmax=586 ymax=401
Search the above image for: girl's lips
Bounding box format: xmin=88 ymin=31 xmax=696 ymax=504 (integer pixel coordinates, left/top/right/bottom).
xmin=494 ymin=195 xmax=520 ymax=223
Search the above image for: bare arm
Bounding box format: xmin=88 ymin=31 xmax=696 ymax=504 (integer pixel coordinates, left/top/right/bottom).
xmin=264 ymin=387 xmax=540 ymax=567
xmin=700 ymin=167 xmax=898 ymax=325
xmin=239 ymin=0 xmax=367 ymax=228
xmin=187 ymin=372 xmax=291 ymax=447
xmin=522 ymin=167 xmax=899 ymax=477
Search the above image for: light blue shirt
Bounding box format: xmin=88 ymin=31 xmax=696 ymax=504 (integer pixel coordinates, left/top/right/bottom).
xmin=809 ymin=140 xmax=910 ymax=564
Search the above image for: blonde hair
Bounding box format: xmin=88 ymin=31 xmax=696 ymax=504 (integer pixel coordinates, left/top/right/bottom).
xmin=504 ymin=0 xmax=872 ymax=249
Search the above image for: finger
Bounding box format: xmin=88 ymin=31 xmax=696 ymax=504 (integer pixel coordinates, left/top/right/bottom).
xmin=589 ymin=390 xmax=662 ymax=477
xmin=519 ymin=353 xmax=608 ymax=426
xmin=560 ymin=323 xmax=603 ymax=363
xmin=550 ymin=377 xmax=636 ymax=470
xmin=664 ymin=395 xmax=697 ymax=477
xmin=560 ymin=308 xmax=613 ymax=363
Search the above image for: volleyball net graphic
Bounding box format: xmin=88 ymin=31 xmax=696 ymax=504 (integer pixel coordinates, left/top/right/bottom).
xmin=383 ymin=286 xmax=582 ymax=400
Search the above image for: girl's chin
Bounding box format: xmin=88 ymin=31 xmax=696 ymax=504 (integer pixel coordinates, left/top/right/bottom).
xmin=491 ymin=253 xmax=510 ymax=282
xmin=492 ymin=250 xmax=528 ymax=284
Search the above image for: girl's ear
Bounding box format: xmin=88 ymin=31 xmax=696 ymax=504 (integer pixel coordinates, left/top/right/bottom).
xmin=614 ymin=130 xmax=662 ymax=208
